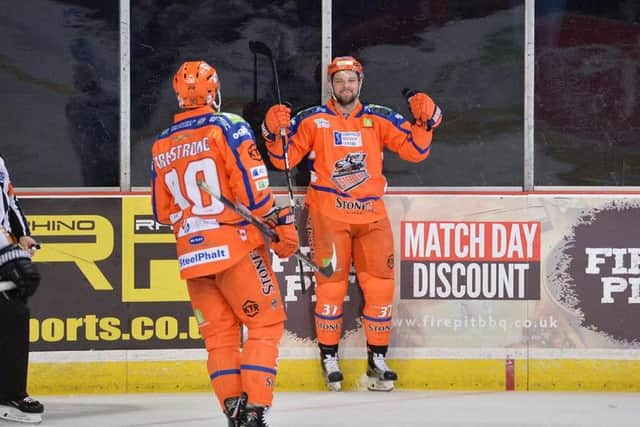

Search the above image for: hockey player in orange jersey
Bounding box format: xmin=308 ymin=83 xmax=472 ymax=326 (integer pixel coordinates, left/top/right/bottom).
xmin=151 ymin=61 xmax=299 ymax=427
xmin=262 ymin=56 xmax=442 ymax=392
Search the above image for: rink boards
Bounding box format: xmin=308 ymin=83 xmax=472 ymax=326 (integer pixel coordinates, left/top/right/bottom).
xmin=18 ymin=192 xmax=640 ymax=393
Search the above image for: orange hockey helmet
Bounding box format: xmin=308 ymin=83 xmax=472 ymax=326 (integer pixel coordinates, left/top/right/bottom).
xmin=327 ymin=56 xmax=364 ymax=80
xmin=173 ymin=61 xmax=221 ymax=110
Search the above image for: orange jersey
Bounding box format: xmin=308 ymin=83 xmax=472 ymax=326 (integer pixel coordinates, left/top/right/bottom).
xmin=151 ymin=106 xmax=275 ymax=279
xmin=265 ymin=99 xmax=433 ymax=223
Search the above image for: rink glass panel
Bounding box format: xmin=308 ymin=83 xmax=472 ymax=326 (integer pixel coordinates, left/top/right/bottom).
xmin=332 ymin=0 xmax=525 ymax=186
xmin=534 ymin=1 xmax=640 ymax=186
xmin=130 ymin=0 xmax=322 ymax=187
xmin=0 ymin=0 xmax=120 ymax=187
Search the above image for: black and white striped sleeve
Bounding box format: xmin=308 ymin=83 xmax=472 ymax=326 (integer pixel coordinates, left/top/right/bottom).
xmin=0 ymin=156 xmax=30 ymax=238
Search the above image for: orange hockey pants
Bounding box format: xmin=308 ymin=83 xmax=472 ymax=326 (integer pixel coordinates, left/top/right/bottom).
xmin=186 ymin=247 xmax=286 ymax=409
xmin=309 ymin=207 xmax=395 ymax=347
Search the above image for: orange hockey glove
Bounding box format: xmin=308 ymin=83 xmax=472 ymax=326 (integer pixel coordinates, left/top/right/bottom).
xmin=262 ymin=104 xmax=291 ymax=138
xmin=264 ymin=206 xmax=299 ymax=259
xmin=409 ymin=92 xmax=443 ymax=131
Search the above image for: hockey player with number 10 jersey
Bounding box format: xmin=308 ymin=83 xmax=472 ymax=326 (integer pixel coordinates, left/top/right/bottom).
xmin=151 ymin=61 xmax=299 ymax=427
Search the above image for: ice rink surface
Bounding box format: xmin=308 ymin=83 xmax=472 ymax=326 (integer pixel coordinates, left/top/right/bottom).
xmin=6 ymin=391 xmax=639 ymax=427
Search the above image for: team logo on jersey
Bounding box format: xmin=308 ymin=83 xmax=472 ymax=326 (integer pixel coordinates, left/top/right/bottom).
xmin=255 ymin=178 xmax=269 ymax=191
xmin=248 ymin=143 xmax=262 ymax=161
xmin=250 ymin=165 xmax=268 ymax=179
xmin=314 ymin=118 xmax=330 ymax=128
xmin=333 ymin=131 xmax=362 ymax=147
xmin=331 ymin=152 xmax=369 ymax=191
xmin=362 ymin=118 xmax=373 ymax=128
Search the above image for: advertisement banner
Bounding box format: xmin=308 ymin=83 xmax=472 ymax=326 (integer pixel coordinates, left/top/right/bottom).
xmin=19 ymin=194 xmax=640 ymax=355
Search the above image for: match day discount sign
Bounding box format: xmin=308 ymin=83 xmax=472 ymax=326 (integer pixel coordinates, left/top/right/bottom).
xmin=399 ymin=221 xmax=541 ymax=300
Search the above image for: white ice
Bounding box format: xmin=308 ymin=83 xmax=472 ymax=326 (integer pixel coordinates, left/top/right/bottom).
xmin=5 ymin=391 xmax=638 ymax=427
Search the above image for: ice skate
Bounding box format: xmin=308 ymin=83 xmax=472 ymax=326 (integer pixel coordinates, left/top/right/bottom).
xmin=321 ymin=353 xmax=344 ymax=391
xmin=366 ymin=352 xmax=397 ymax=392
xmin=242 ymin=404 xmax=270 ymax=427
xmin=224 ymin=393 xmax=247 ymax=427
xmin=0 ymin=397 xmax=44 ymax=424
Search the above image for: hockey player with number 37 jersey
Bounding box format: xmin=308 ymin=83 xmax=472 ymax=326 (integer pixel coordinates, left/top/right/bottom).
xmin=263 ymin=56 xmax=442 ymax=392
xmin=151 ymin=61 xmax=299 ymax=427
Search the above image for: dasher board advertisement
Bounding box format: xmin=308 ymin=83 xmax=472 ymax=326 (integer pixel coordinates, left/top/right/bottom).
xmin=19 ymin=194 xmax=640 ymax=353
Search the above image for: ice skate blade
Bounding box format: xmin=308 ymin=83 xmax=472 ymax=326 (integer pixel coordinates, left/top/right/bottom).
xmin=0 ymin=405 xmax=42 ymax=424
xmin=327 ymin=381 xmax=342 ymax=392
xmin=367 ymin=377 xmax=394 ymax=392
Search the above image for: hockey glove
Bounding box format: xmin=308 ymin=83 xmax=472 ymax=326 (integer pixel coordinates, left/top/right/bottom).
xmin=262 ymin=104 xmax=291 ymax=140
xmin=409 ymin=92 xmax=443 ymax=131
xmin=264 ymin=206 xmax=299 ymax=259
xmin=0 ymin=244 xmax=40 ymax=298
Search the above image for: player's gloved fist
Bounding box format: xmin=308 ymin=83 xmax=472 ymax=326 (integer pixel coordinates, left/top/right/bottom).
xmin=409 ymin=92 xmax=443 ymax=131
xmin=0 ymin=244 xmax=40 ymax=298
xmin=263 ymin=104 xmax=291 ymax=135
xmin=265 ymin=206 xmax=299 ymax=259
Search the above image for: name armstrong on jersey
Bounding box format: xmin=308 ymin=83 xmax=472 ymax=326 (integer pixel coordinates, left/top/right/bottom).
xmin=154 ymin=137 xmax=211 ymax=169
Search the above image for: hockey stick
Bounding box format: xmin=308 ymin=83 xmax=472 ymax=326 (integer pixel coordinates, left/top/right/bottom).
xmin=249 ymin=41 xmax=282 ymax=103
xmin=197 ymin=180 xmax=336 ymax=278
xmin=248 ymin=40 xmax=309 ymax=288
xmin=248 ymin=40 xmax=295 ymax=201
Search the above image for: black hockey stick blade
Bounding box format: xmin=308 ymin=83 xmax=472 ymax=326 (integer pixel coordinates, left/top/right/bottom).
xmin=248 ymin=40 xmax=273 ymax=58
xmin=197 ymin=180 xmax=335 ymax=277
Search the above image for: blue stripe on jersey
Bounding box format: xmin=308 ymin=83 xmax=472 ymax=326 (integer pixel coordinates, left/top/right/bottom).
xmin=290 ymin=105 xmax=335 ymax=136
xmin=361 ymin=104 xmax=430 ymax=155
xmin=360 ymin=104 xmax=407 ymax=127
xmin=309 ymin=184 xmax=380 ymax=203
xmin=222 ymin=119 xmax=256 ymax=150
xmin=158 ymin=113 xmax=216 ymax=139
xmin=230 ymin=147 xmax=257 ymax=207
xmin=150 ymin=161 xmax=163 ymax=224
xmin=210 ymin=368 xmax=241 ymax=381
xmin=362 ymin=314 xmax=392 ymax=322
xmin=314 ymin=312 xmax=343 ymax=321
xmin=240 ymin=364 xmax=277 ymax=376
xmin=252 ymin=193 xmax=273 ymax=211
xmin=410 ymin=138 xmax=431 ymax=155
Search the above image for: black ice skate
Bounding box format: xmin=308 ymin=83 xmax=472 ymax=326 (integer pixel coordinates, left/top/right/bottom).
xmin=366 ymin=352 xmax=397 ymax=392
xmin=321 ymin=353 xmax=344 ymax=392
xmin=224 ymin=393 xmax=247 ymax=427
xmin=242 ymin=404 xmax=270 ymax=427
xmin=0 ymin=396 xmax=44 ymax=424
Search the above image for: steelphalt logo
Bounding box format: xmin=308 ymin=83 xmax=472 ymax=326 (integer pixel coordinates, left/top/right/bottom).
xmin=178 ymin=245 xmax=230 ymax=268
xmin=557 ymin=203 xmax=640 ymax=343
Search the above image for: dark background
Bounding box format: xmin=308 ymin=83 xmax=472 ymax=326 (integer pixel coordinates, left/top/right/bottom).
xmin=0 ymin=0 xmax=638 ymax=187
